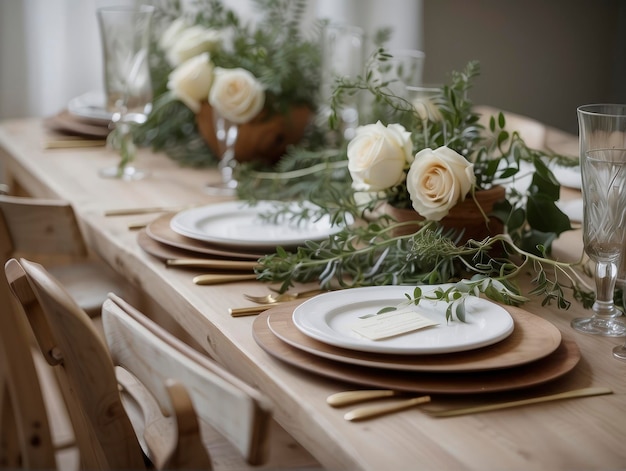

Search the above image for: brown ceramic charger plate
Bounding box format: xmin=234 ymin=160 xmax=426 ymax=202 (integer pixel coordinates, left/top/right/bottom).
xmin=252 ymin=305 xmax=581 ymax=395
xmin=145 ymin=212 xmax=265 ymax=260
xmin=266 ymin=303 xmax=562 ymax=372
xmin=138 ymin=228 xmax=225 ymax=261
xmin=43 ymin=109 xmax=111 ymax=138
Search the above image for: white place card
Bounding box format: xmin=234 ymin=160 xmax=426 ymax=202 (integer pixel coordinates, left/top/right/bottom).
xmin=352 ymin=307 xmax=439 ymax=340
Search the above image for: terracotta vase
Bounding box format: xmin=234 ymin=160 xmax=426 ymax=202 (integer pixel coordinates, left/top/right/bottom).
xmin=195 ymin=103 xmax=313 ymax=164
xmin=384 ymin=185 xmax=507 ymax=242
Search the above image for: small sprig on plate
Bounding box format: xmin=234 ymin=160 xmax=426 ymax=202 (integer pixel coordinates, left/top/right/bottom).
xmin=377 ymin=280 xmax=528 ymax=324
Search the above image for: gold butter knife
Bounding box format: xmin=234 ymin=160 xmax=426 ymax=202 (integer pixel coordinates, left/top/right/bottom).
xmin=167 ymin=259 xmax=259 ymax=270
xmin=193 ymin=273 xmax=258 ymax=285
xmin=327 ymin=389 xmax=400 ymax=407
xmin=344 ymin=396 xmax=431 ymax=421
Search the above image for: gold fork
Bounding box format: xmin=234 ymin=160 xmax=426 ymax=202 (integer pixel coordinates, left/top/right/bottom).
xmin=244 ymin=288 xmax=325 ymax=304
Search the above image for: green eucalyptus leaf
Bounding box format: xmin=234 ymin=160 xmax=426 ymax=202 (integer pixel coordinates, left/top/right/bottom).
xmin=528 ymin=172 xmax=560 ymax=201
xmin=526 ymin=194 xmax=572 ymax=234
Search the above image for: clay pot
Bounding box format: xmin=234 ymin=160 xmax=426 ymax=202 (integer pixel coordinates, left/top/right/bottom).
xmin=384 ymin=185 xmax=507 ymax=242
xmin=196 ymin=103 xmax=313 ymax=164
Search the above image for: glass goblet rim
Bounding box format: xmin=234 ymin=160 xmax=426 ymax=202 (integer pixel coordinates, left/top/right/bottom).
xmin=577 ymin=103 xmax=626 ymax=118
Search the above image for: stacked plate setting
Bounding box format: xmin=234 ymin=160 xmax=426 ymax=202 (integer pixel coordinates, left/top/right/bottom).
xmin=252 ymin=285 xmax=581 ymax=395
xmin=45 ymin=91 xmax=112 ymax=138
xmin=138 ymin=200 xmax=351 ymax=261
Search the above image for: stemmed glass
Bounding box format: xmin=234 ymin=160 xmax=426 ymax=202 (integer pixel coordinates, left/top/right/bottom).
xmin=97 ymin=5 xmax=154 ymax=180
xmin=318 ymin=22 xmax=364 ymax=142
xmin=383 ymin=49 xmax=426 ymax=101
xmin=205 ymin=109 xmax=239 ymax=195
xmin=571 ymin=104 xmax=626 ymax=337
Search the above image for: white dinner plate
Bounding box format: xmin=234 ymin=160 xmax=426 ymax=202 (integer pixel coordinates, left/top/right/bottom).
xmin=550 ymin=162 xmax=581 ymax=190
xmin=556 ymin=198 xmax=583 ymax=223
xmin=503 ymin=160 xmax=581 ymax=194
xmin=67 ymin=90 xmax=112 ymax=121
xmin=292 ymin=285 xmax=514 ymax=354
xmin=170 ymin=200 xmax=351 ymax=249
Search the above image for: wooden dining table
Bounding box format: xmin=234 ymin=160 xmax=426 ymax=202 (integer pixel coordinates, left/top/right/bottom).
xmin=1 ymin=117 xmax=625 ymax=470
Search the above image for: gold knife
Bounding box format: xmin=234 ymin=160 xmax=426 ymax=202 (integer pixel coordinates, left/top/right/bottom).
xmin=424 ymin=386 xmax=613 ymax=418
xmin=327 ymin=390 xmax=400 ymax=407
xmin=44 ymin=139 xmax=107 ymax=149
xmin=229 ymin=304 xmax=275 ymax=317
xmin=167 ymin=259 xmax=259 ymax=270
xmin=344 ymin=396 xmax=431 ymax=421
xmin=193 ymin=273 xmax=258 ymax=285
xmin=104 ymin=205 xmax=191 ymax=216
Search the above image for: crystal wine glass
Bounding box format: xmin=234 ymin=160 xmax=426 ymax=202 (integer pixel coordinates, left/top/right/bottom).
xmin=204 ymin=108 xmax=239 ymax=196
xmin=318 ymin=22 xmax=364 ymax=143
xmin=383 ymin=49 xmax=426 ymax=101
xmin=97 ymin=5 xmax=154 ymax=180
xmin=571 ymin=104 xmax=626 ymax=336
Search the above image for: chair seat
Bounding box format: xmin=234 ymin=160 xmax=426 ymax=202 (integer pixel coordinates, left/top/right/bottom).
xmin=48 ymin=261 xmax=128 ymax=318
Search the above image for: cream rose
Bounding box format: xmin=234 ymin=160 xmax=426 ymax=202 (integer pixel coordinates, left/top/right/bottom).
xmin=347 ymin=121 xmax=413 ymax=191
xmin=165 ymin=25 xmax=222 ymax=66
xmin=159 ymin=17 xmax=188 ymax=51
xmin=209 ymin=67 xmax=265 ymax=124
xmin=167 ymin=53 xmax=214 ymax=113
xmin=406 ymin=146 xmax=475 ymax=221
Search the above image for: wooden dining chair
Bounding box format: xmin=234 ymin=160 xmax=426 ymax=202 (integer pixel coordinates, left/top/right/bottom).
xmin=102 ymin=292 xmax=273 ymax=468
xmin=4 ymin=257 xmax=316 ymax=470
xmin=0 ymin=193 xmax=131 ymax=318
xmin=4 ymin=257 xmax=147 ymax=470
xmin=0 ymin=255 xmax=205 ymax=469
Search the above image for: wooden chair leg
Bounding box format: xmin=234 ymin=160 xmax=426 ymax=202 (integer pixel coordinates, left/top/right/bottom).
xmin=0 ymin=378 xmax=22 ymax=468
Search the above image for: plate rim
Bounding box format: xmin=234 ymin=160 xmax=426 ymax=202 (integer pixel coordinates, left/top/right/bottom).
xmin=170 ymin=200 xmax=349 ymax=249
xmin=292 ymin=285 xmax=515 ymax=355
xmin=145 ymin=212 xmax=264 ymax=260
xmin=67 ymin=90 xmax=112 ymax=121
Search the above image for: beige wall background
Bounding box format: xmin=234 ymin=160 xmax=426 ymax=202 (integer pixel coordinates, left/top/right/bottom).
xmin=422 ymin=0 xmax=626 ymax=135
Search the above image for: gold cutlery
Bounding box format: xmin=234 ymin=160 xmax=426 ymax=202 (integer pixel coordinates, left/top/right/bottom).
xmin=344 ymin=396 xmax=431 ymax=422
xmin=229 ymin=304 xmax=276 ymax=317
xmin=244 ymin=288 xmax=325 ymax=304
xmin=193 ymin=273 xmax=258 ymax=285
xmin=44 ymin=139 xmax=107 ymax=149
xmin=104 ymin=205 xmax=193 ymax=217
xmin=128 ymin=222 xmax=149 ymax=230
xmin=230 ymin=289 xmax=326 ymax=316
xmin=422 ymin=386 xmax=613 ymax=418
xmin=335 ymin=386 xmax=612 ymax=421
xmin=327 ymin=389 xmax=400 ymax=407
xmin=168 ymin=259 xmax=259 ymax=271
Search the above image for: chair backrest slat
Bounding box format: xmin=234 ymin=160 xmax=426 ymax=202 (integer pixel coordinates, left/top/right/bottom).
xmin=0 ymin=281 xmax=56 ymax=469
xmin=103 ymin=294 xmax=273 ymax=465
xmin=0 ymin=195 xmax=88 ymax=258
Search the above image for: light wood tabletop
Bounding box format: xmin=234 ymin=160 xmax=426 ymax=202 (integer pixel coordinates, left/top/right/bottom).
xmin=1 ymin=117 xmax=625 ymax=470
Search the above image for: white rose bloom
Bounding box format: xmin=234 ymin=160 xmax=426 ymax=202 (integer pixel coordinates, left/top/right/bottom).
xmin=167 ymin=52 xmax=214 ymax=113
xmin=406 ymin=146 xmax=476 ymax=221
xmin=347 ymin=121 xmax=413 ymax=191
xmin=166 ymin=25 xmax=222 ymax=66
xmin=159 ymin=18 xmax=188 ymax=51
xmin=209 ymin=67 xmax=265 ymax=124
